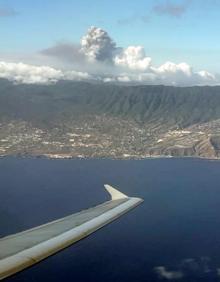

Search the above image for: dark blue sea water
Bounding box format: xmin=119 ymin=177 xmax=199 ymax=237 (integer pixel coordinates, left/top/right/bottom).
xmin=1 ymin=157 xmax=220 ymax=282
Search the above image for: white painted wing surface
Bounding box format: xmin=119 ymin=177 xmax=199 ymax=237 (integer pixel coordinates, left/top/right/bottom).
xmin=0 ymin=185 xmax=143 ymax=280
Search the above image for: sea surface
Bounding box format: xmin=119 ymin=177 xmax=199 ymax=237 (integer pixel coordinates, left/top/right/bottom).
xmin=1 ymin=157 xmax=220 ymax=282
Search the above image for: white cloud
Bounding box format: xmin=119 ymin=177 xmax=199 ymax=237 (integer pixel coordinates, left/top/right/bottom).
xmin=78 ymin=26 xmax=218 ymax=86
xmin=114 ymin=46 xmax=152 ymax=71
xmin=0 ymin=61 xmax=91 ymax=84
xmin=65 ymin=70 xmax=92 ymax=80
xmin=155 ymin=266 xmax=184 ymax=280
xmin=197 ymin=70 xmax=216 ymax=81
xmin=157 ymin=61 xmax=192 ymax=76
xmin=1 ymin=26 xmax=218 ymax=86
xmin=117 ymin=75 xmax=132 ymax=82
xmin=0 ymin=62 xmax=63 ymax=84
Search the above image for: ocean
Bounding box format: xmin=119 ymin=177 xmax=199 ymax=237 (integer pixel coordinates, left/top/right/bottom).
xmin=1 ymin=157 xmax=220 ymax=282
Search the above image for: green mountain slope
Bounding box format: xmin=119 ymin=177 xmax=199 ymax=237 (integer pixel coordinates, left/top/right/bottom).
xmin=1 ymin=79 xmax=220 ymax=127
xmin=1 ymin=79 xmax=220 ymax=158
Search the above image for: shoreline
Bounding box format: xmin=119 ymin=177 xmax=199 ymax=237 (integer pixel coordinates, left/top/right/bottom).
xmin=1 ymin=153 xmax=220 ymax=162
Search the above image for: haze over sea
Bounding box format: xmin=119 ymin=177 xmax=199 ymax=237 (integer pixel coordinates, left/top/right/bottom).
xmin=1 ymin=157 xmax=220 ymax=282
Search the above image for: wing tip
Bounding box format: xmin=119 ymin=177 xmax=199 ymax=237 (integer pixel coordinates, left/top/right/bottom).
xmin=104 ymin=184 xmax=128 ymax=200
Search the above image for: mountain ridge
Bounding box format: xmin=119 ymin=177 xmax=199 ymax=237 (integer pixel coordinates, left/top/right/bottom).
xmin=1 ymin=78 xmax=220 ymax=159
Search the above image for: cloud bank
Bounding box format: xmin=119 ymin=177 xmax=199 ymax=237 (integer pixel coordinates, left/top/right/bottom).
xmin=0 ymin=62 xmax=91 ymax=84
xmin=0 ymin=26 xmax=218 ymax=85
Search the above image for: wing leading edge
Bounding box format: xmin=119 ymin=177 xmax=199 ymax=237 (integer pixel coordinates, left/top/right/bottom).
xmin=0 ymin=185 xmax=143 ymax=280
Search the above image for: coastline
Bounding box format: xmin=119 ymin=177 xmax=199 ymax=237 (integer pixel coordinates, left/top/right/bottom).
xmin=1 ymin=153 xmax=220 ymax=162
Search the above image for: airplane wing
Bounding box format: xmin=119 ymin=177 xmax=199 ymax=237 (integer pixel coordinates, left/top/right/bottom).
xmin=0 ymin=185 xmax=143 ymax=280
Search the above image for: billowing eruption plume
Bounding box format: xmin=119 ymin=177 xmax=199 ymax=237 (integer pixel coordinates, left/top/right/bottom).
xmin=80 ymin=26 xmax=117 ymax=62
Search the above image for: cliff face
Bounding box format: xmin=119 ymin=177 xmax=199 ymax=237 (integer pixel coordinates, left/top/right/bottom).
xmin=148 ymin=137 xmax=217 ymax=159
xmin=1 ymin=79 xmax=220 ymax=159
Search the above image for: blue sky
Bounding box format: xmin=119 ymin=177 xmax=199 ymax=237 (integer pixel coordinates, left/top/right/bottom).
xmin=0 ymin=0 xmax=220 ymax=85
